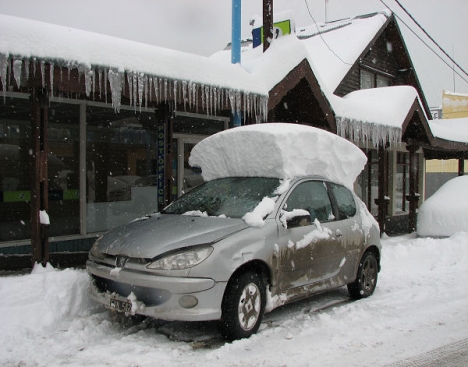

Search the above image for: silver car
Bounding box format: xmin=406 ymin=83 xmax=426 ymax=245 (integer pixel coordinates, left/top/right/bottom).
xmin=87 ymin=175 xmax=381 ymax=340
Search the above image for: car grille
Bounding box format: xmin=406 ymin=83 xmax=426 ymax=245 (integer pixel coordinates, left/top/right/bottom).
xmin=91 ymin=275 xmax=171 ymax=306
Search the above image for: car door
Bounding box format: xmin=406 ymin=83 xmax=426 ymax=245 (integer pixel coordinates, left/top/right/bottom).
xmin=276 ymin=180 xmax=346 ymax=291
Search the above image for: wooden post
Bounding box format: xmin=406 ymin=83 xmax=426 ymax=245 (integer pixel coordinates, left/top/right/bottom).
xmin=30 ymin=89 xmax=49 ymax=267
xmin=458 ymin=157 xmax=465 ymax=176
xmin=406 ymin=141 xmax=420 ymax=233
xmin=155 ymin=103 xmax=173 ymax=212
xmin=263 ymin=0 xmax=273 ymax=52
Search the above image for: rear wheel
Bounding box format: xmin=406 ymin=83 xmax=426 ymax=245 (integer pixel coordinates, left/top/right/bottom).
xmin=348 ymin=251 xmax=378 ymax=299
xmin=219 ymin=271 xmax=265 ymax=340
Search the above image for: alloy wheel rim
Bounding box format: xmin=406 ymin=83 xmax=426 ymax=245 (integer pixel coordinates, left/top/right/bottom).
xmin=361 ymin=257 xmax=377 ymax=292
xmin=237 ymin=283 xmax=261 ymax=331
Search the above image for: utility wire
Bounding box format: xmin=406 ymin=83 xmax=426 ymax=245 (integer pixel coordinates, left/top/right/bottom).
xmin=303 ymin=0 xmax=353 ymax=66
xmin=379 ymin=0 xmax=468 ymax=85
xmin=392 ymin=0 xmax=468 ymax=79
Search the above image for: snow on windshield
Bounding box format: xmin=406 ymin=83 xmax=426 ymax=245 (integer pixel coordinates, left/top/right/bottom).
xmin=417 ymin=175 xmax=468 ymax=237
xmin=189 ymin=123 xmax=367 ymax=190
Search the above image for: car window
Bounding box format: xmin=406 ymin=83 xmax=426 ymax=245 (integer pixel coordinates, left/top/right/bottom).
xmin=329 ymin=183 xmax=357 ymax=219
xmin=162 ymin=177 xmax=280 ymax=218
xmin=286 ymin=181 xmax=333 ymax=222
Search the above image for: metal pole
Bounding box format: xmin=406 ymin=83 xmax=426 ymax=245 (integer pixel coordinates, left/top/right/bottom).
xmin=231 ymin=0 xmax=241 ymax=65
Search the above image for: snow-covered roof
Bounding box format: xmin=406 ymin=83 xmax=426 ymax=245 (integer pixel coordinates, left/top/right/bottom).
xmin=212 ymin=10 xmax=427 ymax=147
xmin=428 ymin=117 xmax=468 ymax=143
xmin=189 ymin=123 xmax=367 ymax=189
xmin=0 ymin=14 xmax=268 ymax=118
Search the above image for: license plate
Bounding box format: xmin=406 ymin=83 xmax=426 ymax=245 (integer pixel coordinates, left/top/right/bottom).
xmin=110 ymin=298 xmax=132 ymax=313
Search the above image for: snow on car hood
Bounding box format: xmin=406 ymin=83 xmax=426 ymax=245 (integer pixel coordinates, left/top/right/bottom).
xmin=188 ymin=123 xmax=367 ymax=189
xmin=94 ymin=214 xmax=248 ymax=259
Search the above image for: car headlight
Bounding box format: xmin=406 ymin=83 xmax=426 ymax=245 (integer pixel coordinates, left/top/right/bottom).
xmin=89 ymin=236 xmax=104 ymax=259
xmin=147 ymin=245 xmax=213 ymax=271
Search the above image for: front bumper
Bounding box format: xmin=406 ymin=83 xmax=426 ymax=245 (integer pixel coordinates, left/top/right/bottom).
xmin=86 ymin=260 xmax=226 ymax=322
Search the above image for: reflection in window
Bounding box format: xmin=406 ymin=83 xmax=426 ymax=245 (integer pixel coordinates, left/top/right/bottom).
xmin=286 ymin=181 xmax=333 ymax=222
xmin=86 ymin=106 xmax=159 ymax=232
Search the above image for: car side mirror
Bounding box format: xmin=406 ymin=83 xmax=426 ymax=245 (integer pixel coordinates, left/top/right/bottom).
xmin=287 ymin=214 xmax=312 ymax=228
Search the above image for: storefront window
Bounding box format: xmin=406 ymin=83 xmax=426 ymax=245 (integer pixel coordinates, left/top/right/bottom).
xmin=0 ymin=97 xmax=32 ymax=241
xmin=48 ymin=102 xmax=80 ymax=237
xmin=86 ymin=106 xmax=159 ymax=232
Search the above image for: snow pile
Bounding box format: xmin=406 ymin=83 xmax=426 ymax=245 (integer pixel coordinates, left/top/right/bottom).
xmin=417 ymin=175 xmax=468 ymax=237
xmin=189 ymin=123 xmax=367 ymax=189
xmin=0 ymin=264 xmax=93 ymax=335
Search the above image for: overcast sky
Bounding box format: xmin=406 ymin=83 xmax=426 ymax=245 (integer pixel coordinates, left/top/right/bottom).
xmin=1 ymin=0 xmax=467 ymax=108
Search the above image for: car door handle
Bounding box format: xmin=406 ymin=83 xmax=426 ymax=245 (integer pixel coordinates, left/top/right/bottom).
xmin=335 ymin=229 xmax=343 ymax=238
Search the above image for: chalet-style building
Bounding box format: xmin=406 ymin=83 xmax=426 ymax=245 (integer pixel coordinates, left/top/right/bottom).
xmin=0 ymin=10 xmax=467 ymax=269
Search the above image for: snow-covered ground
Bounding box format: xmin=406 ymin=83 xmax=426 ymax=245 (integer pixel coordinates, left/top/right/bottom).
xmin=1 ymin=232 xmax=467 ymax=367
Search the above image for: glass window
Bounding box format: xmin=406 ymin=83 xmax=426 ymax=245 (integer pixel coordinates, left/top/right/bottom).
xmin=376 ymin=75 xmax=391 ymax=87
xmin=329 ymin=183 xmax=357 ymax=219
xmin=48 ymin=102 xmax=80 ymax=237
xmin=86 ymin=106 xmax=159 ymax=232
xmin=0 ymin=97 xmax=32 ymax=241
xmin=285 ymin=181 xmax=333 ymax=222
xmin=163 ymin=177 xmax=280 ymax=218
xmin=360 ymin=70 xmax=374 ymax=89
xmin=395 ymin=152 xmax=410 ymax=213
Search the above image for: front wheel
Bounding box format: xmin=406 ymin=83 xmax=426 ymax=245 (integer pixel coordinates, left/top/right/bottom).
xmin=219 ymin=271 xmax=265 ymax=341
xmin=348 ymin=251 xmax=379 ymax=299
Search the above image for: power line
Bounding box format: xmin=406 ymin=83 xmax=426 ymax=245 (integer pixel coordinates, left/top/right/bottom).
xmin=303 ymin=0 xmax=353 ymax=66
xmin=379 ymin=0 xmax=468 ymax=85
xmin=392 ymin=0 xmax=468 ymax=79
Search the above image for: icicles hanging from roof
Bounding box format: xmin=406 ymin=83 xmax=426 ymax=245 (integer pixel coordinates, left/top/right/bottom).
xmin=0 ymin=53 xmax=268 ymax=121
xmin=336 ymin=116 xmax=402 ymax=147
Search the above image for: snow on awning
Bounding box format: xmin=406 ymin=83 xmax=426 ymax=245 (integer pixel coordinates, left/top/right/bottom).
xmin=429 ymin=117 xmax=468 ymax=144
xmin=0 ymin=14 xmax=268 ymax=119
xmin=331 ymin=86 xmax=421 ymax=147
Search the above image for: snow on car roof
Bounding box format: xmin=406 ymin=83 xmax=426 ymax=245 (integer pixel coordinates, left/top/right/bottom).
xmin=188 ymin=123 xmax=367 ymax=189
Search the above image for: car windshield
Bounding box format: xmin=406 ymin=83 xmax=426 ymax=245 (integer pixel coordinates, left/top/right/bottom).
xmin=162 ymin=177 xmax=281 ymax=218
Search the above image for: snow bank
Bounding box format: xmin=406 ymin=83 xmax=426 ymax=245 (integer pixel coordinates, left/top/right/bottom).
xmin=417 ymin=175 xmax=468 ymax=237
xmin=189 ymin=123 xmax=367 ymax=189
xmin=0 ymin=265 xmax=94 ymax=337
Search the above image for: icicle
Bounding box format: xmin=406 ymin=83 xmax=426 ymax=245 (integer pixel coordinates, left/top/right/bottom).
xmin=127 ymin=73 xmax=133 ymax=107
xmin=13 ymin=59 xmax=22 ymax=88
xmin=49 ymin=62 xmax=54 ymax=97
xmin=60 ymin=66 xmax=63 ymax=83
xmin=182 ymin=80 xmax=187 ymax=110
xmin=0 ymin=54 xmax=9 ymax=99
xmin=148 ymin=76 xmax=153 ymax=103
xmin=156 ymin=78 xmax=160 ymax=103
xmin=108 ymin=69 xmax=123 ymax=112
xmin=132 ymin=73 xmax=137 ymax=111
xmin=212 ymin=87 xmax=217 ymax=115
xmin=201 ymin=85 xmax=206 ymax=113
xmin=92 ymin=69 xmax=96 ymax=100
xmin=235 ymin=91 xmax=241 ymax=119
xmin=173 ymin=80 xmax=178 ymax=111
xmin=24 ymin=60 xmax=30 ymax=83
xmin=40 ymin=61 xmax=46 ymax=88
xmin=144 ymin=75 xmax=148 ymax=109
xmin=104 ymin=68 xmax=108 ymax=104
xmin=98 ymin=69 xmax=102 ymax=98
xmin=164 ymin=79 xmax=168 ymax=102
xmin=137 ymin=73 xmax=144 ymax=112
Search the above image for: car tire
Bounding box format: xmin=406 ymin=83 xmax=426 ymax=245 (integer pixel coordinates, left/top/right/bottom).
xmin=348 ymin=251 xmax=378 ymax=299
xmin=219 ymin=271 xmax=266 ymax=341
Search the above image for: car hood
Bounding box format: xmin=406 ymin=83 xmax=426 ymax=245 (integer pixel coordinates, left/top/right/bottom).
xmin=94 ymin=213 xmax=249 ymax=259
